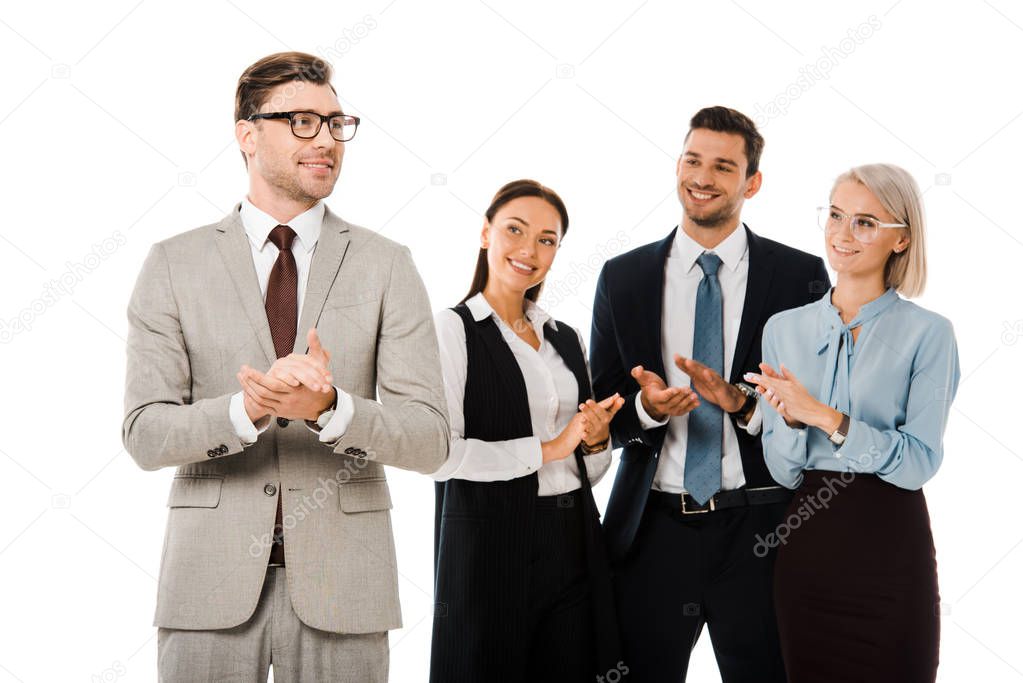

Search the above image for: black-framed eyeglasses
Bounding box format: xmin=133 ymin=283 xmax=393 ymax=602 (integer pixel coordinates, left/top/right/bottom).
xmin=247 ymin=111 xmax=360 ymax=142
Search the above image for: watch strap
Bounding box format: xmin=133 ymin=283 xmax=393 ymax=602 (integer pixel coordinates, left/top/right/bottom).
xmin=307 ymin=388 xmax=339 ymax=430
xmin=829 ymin=412 xmax=851 ymax=445
xmin=579 ymin=438 xmax=609 ymax=455
xmin=728 ymin=383 xmax=758 ymax=417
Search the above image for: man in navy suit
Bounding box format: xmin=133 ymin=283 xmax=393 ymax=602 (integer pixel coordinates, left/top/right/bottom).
xmin=590 ymin=106 xmax=830 ymax=682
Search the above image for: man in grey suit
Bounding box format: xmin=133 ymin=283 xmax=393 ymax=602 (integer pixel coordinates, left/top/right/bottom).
xmin=122 ymin=51 xmax=448 ymax=682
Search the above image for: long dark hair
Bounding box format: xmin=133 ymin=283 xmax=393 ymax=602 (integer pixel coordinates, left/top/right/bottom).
xmin=459 ymin=179 xmax=570 ymax=305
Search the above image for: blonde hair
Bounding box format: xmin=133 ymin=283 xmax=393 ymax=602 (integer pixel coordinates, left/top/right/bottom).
xmin=831 ymin=163 xmax=927 ymax=297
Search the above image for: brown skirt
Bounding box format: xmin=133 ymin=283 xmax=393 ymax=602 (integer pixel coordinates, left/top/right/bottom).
xmin=773 ymin=470 xmax=940 ymax=683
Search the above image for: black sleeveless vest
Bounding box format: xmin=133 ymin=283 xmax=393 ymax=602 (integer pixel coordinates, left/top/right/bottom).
xmin=430 ymin=304 xmax=621 ymax=682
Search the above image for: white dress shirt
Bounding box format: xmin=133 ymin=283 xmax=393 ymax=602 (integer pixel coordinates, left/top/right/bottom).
xmin=430 ymin=293 xmax=612 ymax=496
xmin=228 ymin=197 xmax=354 ymax=445
xmin=636 ymin=225 xmax=762 ymax=494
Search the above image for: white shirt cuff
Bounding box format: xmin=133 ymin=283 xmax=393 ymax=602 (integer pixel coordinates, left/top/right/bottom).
xmin=636 ymin=392 xmax=669 ymax=430
xmin=306 ymin=387 xmax=355 ymax=445
xmin=430 ymin=436 xmax=543 ymax=482
xmin=737 ymin=401 xmax=763 ymax=435
xmin=230 ymin=390 xmax=270 ymax=445
xmin=583 ymin=442 xmax=613 ymax=486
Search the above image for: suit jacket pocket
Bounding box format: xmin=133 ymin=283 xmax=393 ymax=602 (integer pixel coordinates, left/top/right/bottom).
xmin=324 ymin=292 xmax=381 ymax=310
xmin=166 ymin=474 xmax=224 ymax=508
xmin=338 ymin=478 xmax=392 ymax=513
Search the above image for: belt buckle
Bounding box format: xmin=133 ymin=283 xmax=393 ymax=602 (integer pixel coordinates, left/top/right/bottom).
xmin=681 ymin=494 xmax=715 ymax=515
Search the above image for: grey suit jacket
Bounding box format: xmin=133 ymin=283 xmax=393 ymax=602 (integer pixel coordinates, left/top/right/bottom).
xmin=122 ymin=204 xmax=448 ymax=634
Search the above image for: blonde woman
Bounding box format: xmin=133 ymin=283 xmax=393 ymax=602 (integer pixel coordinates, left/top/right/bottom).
xmin=746 ymin=164 xmax=959 ymax=681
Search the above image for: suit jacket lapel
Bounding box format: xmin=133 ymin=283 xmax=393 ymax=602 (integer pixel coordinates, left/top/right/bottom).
xmin=632 ymin=228 xmax=675 ymax=381
xmin=215 ymin=206 xmax=277 ymax=366
xmin=293 ymin=207 xmax=350 ymax=354
xmin=214 ymin=204 xmax=353 ymax=366
xmin=730 ymin=225 xmax=774 ymax=382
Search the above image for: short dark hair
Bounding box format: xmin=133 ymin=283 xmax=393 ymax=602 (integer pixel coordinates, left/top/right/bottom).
xmin=235 ymin=51 xmax=336 ymax=166
xmin=461 ymin=179 xmax=569 ymax=305
xmin=685 ymin=106 xmax=764 ymax=177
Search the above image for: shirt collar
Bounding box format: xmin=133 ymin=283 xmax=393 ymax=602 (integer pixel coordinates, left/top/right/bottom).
xmin=239 ymin=197 xmax=325 ymax=254
xmin=818 ymin=286 xmax=900 ymax=324
xmin=671 ymin=223 xmax=748 ymax=274
xmin=464 ymin=292 xmax=558 ymax=332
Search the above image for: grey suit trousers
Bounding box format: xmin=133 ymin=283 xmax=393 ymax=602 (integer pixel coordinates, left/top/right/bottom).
xmin=157 ymin=566 xmax=388 ymax=682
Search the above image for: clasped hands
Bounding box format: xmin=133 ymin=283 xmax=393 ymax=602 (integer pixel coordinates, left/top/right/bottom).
xmin=237 ymin=328 xmax=337 ymax=424
xmin=540 ymin=393 xmax=627 ymax=464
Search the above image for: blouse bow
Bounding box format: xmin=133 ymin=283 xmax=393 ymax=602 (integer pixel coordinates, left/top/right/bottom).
xmin=815 ymin=288 xmax=899 ymax=413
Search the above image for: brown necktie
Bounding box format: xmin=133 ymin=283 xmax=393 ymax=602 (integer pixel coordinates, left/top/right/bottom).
xmin=265 ymin=224 xmax=297 ymax=565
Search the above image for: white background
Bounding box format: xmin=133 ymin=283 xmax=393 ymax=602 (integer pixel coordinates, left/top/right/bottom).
xmin=0 ymin=1 xmax=1020 ymax=681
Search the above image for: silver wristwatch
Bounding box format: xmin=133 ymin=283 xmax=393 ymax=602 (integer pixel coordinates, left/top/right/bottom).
xmin=828 ymin=412 xmax=851 ymax=446
xmin=728 ymin=382 xmax=758 ymax=417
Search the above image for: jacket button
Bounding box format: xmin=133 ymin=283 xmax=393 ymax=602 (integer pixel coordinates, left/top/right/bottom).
xmin=264 ymin=483 xmax=277 ymax=496
xmin=277 ymin=417 xmax=289 ymax=428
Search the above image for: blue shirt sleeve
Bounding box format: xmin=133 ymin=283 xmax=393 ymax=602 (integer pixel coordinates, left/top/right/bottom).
xmin=837 ymin=316 xmax=960 ymax=490
xmin=760 ymin=315 xmax=810 ymax=489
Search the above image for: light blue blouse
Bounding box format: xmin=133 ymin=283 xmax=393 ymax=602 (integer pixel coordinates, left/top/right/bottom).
xmin=760 ymin=287 xmax=960 ymax=490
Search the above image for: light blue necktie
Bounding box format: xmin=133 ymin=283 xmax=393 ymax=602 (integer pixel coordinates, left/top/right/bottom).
xmin=684 ymin=252 xmax=724 ymax=505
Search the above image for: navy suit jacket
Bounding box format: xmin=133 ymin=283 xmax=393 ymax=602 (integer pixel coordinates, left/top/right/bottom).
xmin=590 ymin=225 xmax=830 ymax=564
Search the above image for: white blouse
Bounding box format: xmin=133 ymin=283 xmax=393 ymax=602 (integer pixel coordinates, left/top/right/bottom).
xmin=429 ymin=293 xmax=612 ymax=496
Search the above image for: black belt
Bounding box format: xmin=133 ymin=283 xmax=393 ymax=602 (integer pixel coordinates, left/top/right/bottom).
xmin=650 ymin=486 xmax=791 ymax=515
xmin=535 ymin=489 xmax=583 ymax=509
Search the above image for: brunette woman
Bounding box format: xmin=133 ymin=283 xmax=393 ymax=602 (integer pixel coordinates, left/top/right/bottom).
xmin=430 ymin=179 xmax=625 ymax=682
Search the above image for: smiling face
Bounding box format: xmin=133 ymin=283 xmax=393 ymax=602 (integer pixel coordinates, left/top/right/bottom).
xmin=236 ymin=81 xmax=344 ymax=206
xmin=677 ymin=128 xmax=761 ymax=231
xmin=825 ymin=180 xmax=910 ymax=281
xmin=481 ymin=196 xmax=563 ymax=297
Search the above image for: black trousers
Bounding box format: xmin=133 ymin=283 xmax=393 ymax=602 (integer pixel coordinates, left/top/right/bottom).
xmin=614 ymin=492 xmax=788 ymax=682
xmin=431 ymin=490 xmax=597 ymax=683
xmin=525 ymin=491 xmax=595 ymax=682
xmin=774 ymin=471 xmax=939 ymax=682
